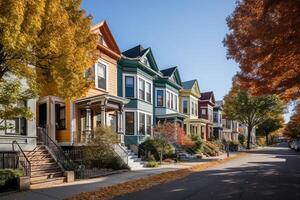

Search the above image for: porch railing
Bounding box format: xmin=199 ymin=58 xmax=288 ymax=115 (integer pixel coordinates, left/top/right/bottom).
xmin=73 ymin=131 xmax=94 ymax=144
xmin=12 ymin=141 xmax=31 ymax=176
xmin=37 ymin=127 xmax=77 ymax=172
xmin=0 ymin=152 xmax=18 ymax=169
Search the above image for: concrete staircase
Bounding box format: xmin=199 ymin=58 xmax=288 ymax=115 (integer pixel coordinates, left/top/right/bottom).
xmin=25 ymin=145 xmax=66 ymax=189
xmin=124 ymin=147 xmax=145 ymax=170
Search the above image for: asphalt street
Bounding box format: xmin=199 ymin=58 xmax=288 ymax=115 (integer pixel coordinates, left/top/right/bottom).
xmin=114 ymin=143 xmax=300 ymax=200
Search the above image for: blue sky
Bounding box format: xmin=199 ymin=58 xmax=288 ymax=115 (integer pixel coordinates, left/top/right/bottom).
xmin=81 ymin=0 xmax=238 ymax=101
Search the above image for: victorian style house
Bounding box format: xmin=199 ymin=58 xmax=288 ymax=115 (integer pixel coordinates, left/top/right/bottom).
xmin=118 ymin=45 xmax=160 ymax=146
xmin=180 ymin=80 xmax=207 ymax=140
xmin=154 ymin=66 xmax=186 ymax=126
xmin=199 ymin=91 xmax=215 ymax=140
xmin=37 ymin=21 xmax=129 ymax=146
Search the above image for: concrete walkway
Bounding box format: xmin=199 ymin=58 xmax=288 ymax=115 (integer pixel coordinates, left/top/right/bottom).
xmin=1 ymin=152 xmax=238 ymax=200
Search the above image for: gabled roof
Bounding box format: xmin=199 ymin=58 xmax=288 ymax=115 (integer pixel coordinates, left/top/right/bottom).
xmin=182 ymin=79 xmax=197 ymax=90
xmin=200 ymin=91 xmax=215 ymax=104
xmin=91 ymin=20 xmax=120 ymax=56
xmin=160 ymin=67 xmax=177 ymax=76
xmin=122 ymin=45 xmax=148 ymax=58
xmin=160 ymin=66 xmax=182 ymax=87
xmin=122 ymin=45 xmax=160 ymax=72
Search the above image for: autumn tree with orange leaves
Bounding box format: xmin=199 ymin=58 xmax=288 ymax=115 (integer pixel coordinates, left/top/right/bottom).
xmin=224 ymin=0 xmax=300 ymax=101
xmin=284 ymin=103 xmax=300 ymax=139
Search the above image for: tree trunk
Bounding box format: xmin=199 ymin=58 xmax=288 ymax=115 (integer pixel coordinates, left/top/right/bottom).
xmin=247 ymin=126 xmax=252 ymax=149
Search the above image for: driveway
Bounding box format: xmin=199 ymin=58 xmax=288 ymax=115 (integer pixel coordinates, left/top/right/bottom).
xmin=114 ymin=143 xmax=300 ymax=200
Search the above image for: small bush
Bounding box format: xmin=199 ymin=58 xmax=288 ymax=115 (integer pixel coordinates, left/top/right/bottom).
xmin=229 ymin=141 xmax=240 ymax=151
xmin=257 ymin=137 xmax=267 ymax=146
xmin=0 ymin=169 xmax=23 ymax=190
xmin=146 ymin=161 xmax=159 ymax=168
xmin=238 ymin=134 xmax=246 ymax=146
xmin=142 ymin=138 xmax=175 ymax=161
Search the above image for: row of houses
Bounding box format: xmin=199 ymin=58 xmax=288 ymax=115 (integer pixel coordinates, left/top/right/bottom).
xmin=0 ymin=21 xmax=256 ymax=153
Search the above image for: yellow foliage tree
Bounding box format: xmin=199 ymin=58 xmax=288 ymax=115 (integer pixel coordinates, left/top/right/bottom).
xmin=0 ymin=0 xmax=98 ymax=99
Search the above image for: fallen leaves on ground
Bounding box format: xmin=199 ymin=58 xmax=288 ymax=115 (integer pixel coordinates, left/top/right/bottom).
xmin=68 ymin=153 xmax=246 ymax=200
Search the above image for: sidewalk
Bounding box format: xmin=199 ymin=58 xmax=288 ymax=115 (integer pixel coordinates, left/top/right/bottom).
xmin=1 ymin=152 xmax=239 ymax=200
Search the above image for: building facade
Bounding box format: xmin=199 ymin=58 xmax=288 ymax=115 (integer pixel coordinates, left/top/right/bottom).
xmin=180 ymin=80 xmax=207 ymax=140
xmin=213 ymin=100 xmax=223 ymax=140
xmin=154 ymin=66 xmax=186 ymax=126
xmin=199 ymin=91 xmax=215 ymax=140
xmin=36 ymin=21 xmax=128 ymax=147
xmin=118 ymin=45 xmax=161 ymax=145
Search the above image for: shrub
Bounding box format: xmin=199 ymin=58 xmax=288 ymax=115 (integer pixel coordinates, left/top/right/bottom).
xmin=177 ymin=128 xmax=194 ymax=148
xmin=0 ymin=169 xmax=23 ymax=190
xmin=256 ymin=137 xmax=267 ymax=146
xmin=142 ymin=138 xmax=175 ymax=161
xmin=238 ymin=134 xmax=246 ymax=146
xmin=229 ymin=141 xmax=240 ymax=151
xmin=189 ymin=135 xmax=204 ymax=154
xmin=82 ymin=126 xmax=128 ymax=170
xmin=146 ymin=161 xmax=159 ymax=168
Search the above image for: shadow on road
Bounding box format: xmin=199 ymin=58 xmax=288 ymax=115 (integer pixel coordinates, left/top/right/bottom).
xmin=114 ymin=144 xmax=300 ymax=200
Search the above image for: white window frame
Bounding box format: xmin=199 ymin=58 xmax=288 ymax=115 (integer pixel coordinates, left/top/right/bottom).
xmin=124 ymin=111 xmax=136 ymax=135
xmin=123 ymin=73 xmax=137 ymax=98
xmin=137 ymin=110 xmax=152 ymax=136
xmin=156 ymin=89 xmax=165 ymax=107
xmin=95 ymin=60 xmax=108 ymax=91
xmin=137 ymin=75 xmax=152 ymax=104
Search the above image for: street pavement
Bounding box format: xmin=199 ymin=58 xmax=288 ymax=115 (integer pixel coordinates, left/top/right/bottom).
xmin=114 ymin=143 xmax=300 ymax=200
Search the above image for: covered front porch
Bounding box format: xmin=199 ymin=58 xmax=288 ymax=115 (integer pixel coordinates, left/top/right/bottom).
xmin=73 ymin=94 xmax=129 ymax=145
xmin=184 ymin=118 xmax=208 ymax=141
xmin=155 ymin=113 xmax=187 ymax=128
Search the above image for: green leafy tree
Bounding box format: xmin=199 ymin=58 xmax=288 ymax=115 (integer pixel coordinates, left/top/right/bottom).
xmin=0 ymin=79 xmax=36 ymax=130
xmin=224 ymin=88 xmax=284 ymax=149
xmin=0 ymin=0 xmax=98 ymax=98
xmin=256 ymin=116 xmax=284 ymax=145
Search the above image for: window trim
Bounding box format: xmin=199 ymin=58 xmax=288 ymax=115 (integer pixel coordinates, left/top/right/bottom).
xmin=182 ymin=100 xmax=188 ymax=114
xmin=125 ymin=76 xmax=135 ymax=98
xmin=124 ymin=111 xmax=135 ymax=135
xmin=137 ymin=76 xmax=152 ymax=104
xmin=138 ymin=111 xmax=152 ymax=136
xmin=95 ymin=60 xmax=108 ymax=91
xmin=156 ymin=89 xmax=164 ymax=107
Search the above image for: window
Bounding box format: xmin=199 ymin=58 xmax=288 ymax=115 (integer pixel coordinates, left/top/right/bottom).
xmin=125 ymin=76 xmax=134 ymax=98
xmin=125 ymin=112 xmax=134 ymax=135
xmin=191 ymin=102 xmax=194 ymax=115
xmin=171 ymin=94 xmax=174 ymax=109
xmin=195 ymin=103 xmax=198 ymax=116
xmin=139 ymin=78 xmax=145 ymax=100
xmin=183 ymin=100 xmax=188 ymax=114
xmin=213 ymin=113 xmax=218 ymax=123
xmin=5 ymin=118 xmax=27 ymax=135
xmin=96 ymin=61 xmax=107 ymax=90
xmin=146 ymin=115 xmax=151 ymax=135
xmin=142 ymin=56 xmax=149 ymax=66
xmin=157 ymin=90 xmax=164 ymax=107
xmin=174 ymin=95 xmax=178 ymax=111
xmin=139 ymin=113 xmax=145 ymax=135
xmin=56 ymin=104 xmax=66 ymax=129
xmin=201 ymin=109 xmax=206 ymax=115
xmin=146 ymin=82 xmax=151 ymax=103
xmin=166 ymin=91 xmax=170 ymax=108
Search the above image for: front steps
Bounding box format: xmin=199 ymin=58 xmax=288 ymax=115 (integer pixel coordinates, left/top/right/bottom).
xmin=124 ymin=147 xmax=145 ymax=170
xmin=25 ymin=145 xmax=66 ymax=189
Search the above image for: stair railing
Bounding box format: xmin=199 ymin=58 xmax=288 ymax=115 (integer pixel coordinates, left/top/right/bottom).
xmin=113 ymin=144 xmax=128 ymax=165
xmin=37 ymin=127 xmax=77 ymax=172
xmin=12 ymin=141 xmax=31 ymax=177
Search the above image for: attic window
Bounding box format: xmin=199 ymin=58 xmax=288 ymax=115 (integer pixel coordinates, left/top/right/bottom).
xmin=142 ymin=57 xmax=149 ymax=66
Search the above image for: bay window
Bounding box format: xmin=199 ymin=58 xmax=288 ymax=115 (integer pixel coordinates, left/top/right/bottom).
xmin=183 ymin=100 xmax=188 ymax=114
xmin=146 ymin=115 xmax=151 ymax=135
xmin=125 ymin=76 xmax=134 ymax=98
xmin=146 ymin=82 xmax=151 ymax=102
xmin=139 ymin=113 xmax=145 ymax=135
xmin=167 ymin=91 xmax=170 ymax=108
xmin=125 ymin=112 xmax=134 ymax=135
xmin=139 ymin=78 xmax=145 ymax=101
xmin=156 ymin=90 xmax=164 ymax=107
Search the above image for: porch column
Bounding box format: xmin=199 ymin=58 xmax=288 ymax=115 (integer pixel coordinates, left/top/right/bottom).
xmin=100 ymin=106 xmax=106 ymax=127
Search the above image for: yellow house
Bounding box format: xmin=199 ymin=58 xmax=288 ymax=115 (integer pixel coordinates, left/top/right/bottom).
xmin=180 ymin=80 xmax=207 ymax=140
xmin=37 ymin=21 xmax=128 ymax=146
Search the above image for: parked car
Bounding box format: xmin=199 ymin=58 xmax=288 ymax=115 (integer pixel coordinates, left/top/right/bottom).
xmin=290 ymin=140 xmax=296 ymax=149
